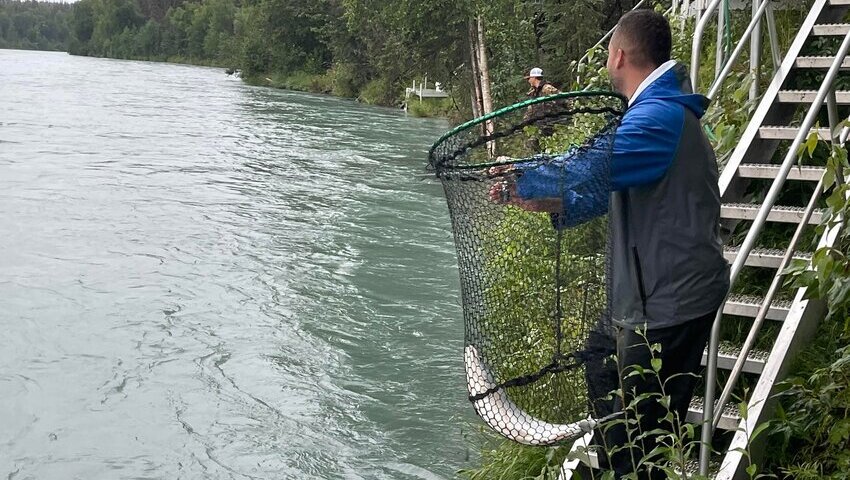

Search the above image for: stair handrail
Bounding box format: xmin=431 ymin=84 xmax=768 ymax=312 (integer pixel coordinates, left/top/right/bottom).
xmin=691 ymin=0 xmax=727 ymax=88
xmin=692 ymin=0 xmax=781 ymax=97
xmin=699 ymin=27 xmax=850 ymax=476
xmin=706 ymin=0 xmax=775 ymax=101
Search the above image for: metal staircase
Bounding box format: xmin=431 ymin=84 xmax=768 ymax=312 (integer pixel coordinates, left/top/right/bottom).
xmin=699 ymin=0 xmax=849 ymax=476
xmin=561 ymin=0 xmax=849 ymax=478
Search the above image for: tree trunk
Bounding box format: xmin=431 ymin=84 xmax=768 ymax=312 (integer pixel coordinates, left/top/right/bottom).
xmin=476 ymin=14 xmax=496 ymax=157
xmin=468 ymin=19 xmax=483 ymax=119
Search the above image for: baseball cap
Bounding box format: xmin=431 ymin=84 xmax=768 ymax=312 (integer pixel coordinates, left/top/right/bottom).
xmin=524 ymin=67 xmax=544 ymax=78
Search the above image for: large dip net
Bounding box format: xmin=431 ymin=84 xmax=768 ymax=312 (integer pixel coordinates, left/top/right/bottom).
xmin=427 ymin=91 xmax=627 ymax=446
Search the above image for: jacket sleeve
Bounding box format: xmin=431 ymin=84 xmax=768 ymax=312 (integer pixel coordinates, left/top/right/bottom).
xmin=514 ymin=100 xmax=684 ymax=226
xmin=515 ymin=134 xmax=612 ymax=227
xmin=610 ymin=99 xmax=683 ymax=191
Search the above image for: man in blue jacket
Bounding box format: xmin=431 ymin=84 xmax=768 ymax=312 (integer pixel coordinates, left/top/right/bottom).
xmin=494 ymin=10 xmax=729 ymax=477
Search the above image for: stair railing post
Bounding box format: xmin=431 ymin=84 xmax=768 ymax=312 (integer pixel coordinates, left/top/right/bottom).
xmin=750 ymin=0 xmax=763 ymax=101
xmin=716 ymin=0 xmax=726 ymax=78
xmin=700 ymin=308 xmax=723 ymax=476
xmin=766 ymin=3 xmax=781 ymax=74
xmin=706 ymin=0 xmax=773 ymax=101
xmin=691 ymin=0 xmax=725 ymax=90
xmin=828 ymin=88 xmax=840 ymax=144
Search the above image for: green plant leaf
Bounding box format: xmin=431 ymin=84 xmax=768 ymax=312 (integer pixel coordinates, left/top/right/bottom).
xmin=651 ymin=358 xmax=662 ymax=372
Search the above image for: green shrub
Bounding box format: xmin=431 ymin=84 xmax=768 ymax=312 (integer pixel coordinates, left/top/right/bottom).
xmin=776 ymin=142 xmax=850 ymax=478
xmin=407 ymin=97 xmax=453 ymax=117
xmin=252 ymin=70 xmax=333 ymax=93
xmin=358 ymin=77 xmax=398 ymax=106
xmin=327 ymin=62 xmax=361 ymax=98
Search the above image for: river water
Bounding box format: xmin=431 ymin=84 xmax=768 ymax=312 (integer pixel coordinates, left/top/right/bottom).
xmin=0 ymin=49 xmax=475 ymax=479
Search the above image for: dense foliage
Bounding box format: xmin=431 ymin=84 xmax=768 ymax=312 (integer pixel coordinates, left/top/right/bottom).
xmin=60 ymin=0 xmax=642 ymax=107
xmin=0 ymin=0 xmax=72 ymax=51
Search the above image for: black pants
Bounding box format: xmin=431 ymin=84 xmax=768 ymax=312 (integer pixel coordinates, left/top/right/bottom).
xmin=586 ymin=312 xmax=714 ymax=479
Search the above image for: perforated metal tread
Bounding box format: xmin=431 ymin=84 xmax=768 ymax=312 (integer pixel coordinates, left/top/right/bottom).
xmin=812 ymin=23 xmax=850 ymax=36
xmin=724 ymin=294 xmax=791 ymax=321
xmin=795 ymin=56 xmax=850 ymax=68
xmin=737 ymin=163 xmax=825 ymax=182
xmin=702 ymin=341 xmax=769 ymax=374
xmin=721 ymin=202 xmax=825 ymax=224
xmin=777 ymin=89 xmax=850 ymax=104
xmin=757 ymin=125 xmax=832 ymax=140
xmin=682 ymin=458 xmax=721 ymax=478
xmin=723 ymin=245 xmax=814 ymax=268
xmin=687 ymin=396 xmax=741 ymax=431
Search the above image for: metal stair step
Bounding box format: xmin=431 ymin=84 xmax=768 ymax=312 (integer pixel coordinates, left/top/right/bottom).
xmin=724 ymin=245 xmax=814 ymax=268
xmin=682 ymin=458 xmax=721 ymax=478
xmin=559 ymin=445 xmax=722 ymax=480
xmin=724 ymin=294 xmax=791 ymax=321
xmin=579 ymin=447 xmax=719 ymax=478
xmin=777 ymin=89 xmax=850 ymax=104
xmin=812 ymin=23 xmax=850 ymax=36
xmin=737 ymin=163 xmax=826 ymax=182
xmin=721 ymin=202 xmax=825 ymax=224
xmin=795 ymin=56 xmax=850 ymax=69
xmin=568 ymin=434 xmax=720 ymax=477
xmin=757 ymin=125 xmax=832 ymax=140
xmin=583 ymin=445 xmax=601 ymax=470
xmin=687 ymin=396 xmax=741 ymax=431
xmin=702 ymin=341 xmax=769 ymax=374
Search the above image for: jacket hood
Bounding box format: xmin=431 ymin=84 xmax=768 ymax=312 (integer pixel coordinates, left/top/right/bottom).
xmin=631 ymin=63 xmax=711 ymax=119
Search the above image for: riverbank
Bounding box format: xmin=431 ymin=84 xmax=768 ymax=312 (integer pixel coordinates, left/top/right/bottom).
xmin=65 ymin=48 xmax=456 ymax=118
xmin=242 ymin=71 xmax=455 ymax=118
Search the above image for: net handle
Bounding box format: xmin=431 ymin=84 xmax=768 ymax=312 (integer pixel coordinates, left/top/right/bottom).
xmin=427 ymin=90 xmax=627 ymax=162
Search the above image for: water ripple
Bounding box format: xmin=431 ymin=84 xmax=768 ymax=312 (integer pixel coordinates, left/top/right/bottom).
xmin=0 ymin=49 xmax=474 ymax=480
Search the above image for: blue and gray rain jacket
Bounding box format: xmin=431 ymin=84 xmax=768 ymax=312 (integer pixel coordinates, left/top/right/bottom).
xmin=515 ymin=63 xmax=730 ymax=329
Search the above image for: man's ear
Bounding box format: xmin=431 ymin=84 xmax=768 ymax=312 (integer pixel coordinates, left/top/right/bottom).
xmin=613 ymin=49 xmax=625 ymax=70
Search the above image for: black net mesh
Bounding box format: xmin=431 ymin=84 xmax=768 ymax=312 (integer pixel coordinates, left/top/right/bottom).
xmin=427 ymin=92 xmax=626 ymax=445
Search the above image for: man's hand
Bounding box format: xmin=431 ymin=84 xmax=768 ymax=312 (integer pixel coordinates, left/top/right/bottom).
xmin=486 ymin=163 xmax=515 ymax=179
xmin=488 ymin=180 xmax=563 ymax=213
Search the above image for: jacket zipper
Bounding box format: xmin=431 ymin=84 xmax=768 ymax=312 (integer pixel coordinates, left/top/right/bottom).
xmin=632 ymin=247 xmax=648 ymax=316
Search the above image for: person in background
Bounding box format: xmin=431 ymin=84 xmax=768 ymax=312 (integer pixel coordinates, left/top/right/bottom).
xmin=525 ymin=67 xmax=560 ymax=98
xmin=524 ymin=67 xmax=561 ymax=151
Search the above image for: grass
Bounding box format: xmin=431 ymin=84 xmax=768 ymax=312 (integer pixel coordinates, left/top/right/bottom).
xmin=244 ymin=70 xmax=333 ymax=94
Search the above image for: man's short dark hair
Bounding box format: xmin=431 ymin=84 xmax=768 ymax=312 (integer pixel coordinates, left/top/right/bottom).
xmin=616 ymin=9 xmax=672 ymax=68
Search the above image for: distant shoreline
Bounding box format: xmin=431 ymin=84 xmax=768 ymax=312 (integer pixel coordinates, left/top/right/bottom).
xmin=64 ymin=49 xmax=452 ymax=119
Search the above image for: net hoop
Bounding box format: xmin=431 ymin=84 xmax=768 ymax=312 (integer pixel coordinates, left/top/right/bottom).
xmin=428 ymin=90 xmax=626 ymax=173
xmin=430 ymin=91 xmax=626 ymax=446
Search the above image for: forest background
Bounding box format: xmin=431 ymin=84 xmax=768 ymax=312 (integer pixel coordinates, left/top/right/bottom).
xmin=0 ymin=0 xmax=643 ymax=116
